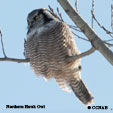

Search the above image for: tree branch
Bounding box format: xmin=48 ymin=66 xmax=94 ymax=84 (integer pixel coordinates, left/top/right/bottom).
xmin=111 ymin=4 xmax=113 ymax=32
xmin=91 ymin=11 xmax=113 ymax=38
xmin=67 ymin=47 xmax=95 ymax=62
xmin=0 ymin=29 xmax=7 ymax=57
xmin=91 ymin=0 xmax=94 ymax=28
xmin=75 ymin=0 xmax=78 ymax=12
xmin=57 ymin=0 xmax=113 ymax=66
xmin=0 ymin=57 xmax=30 ymax=63
xmin=0 ymin=28 xmax=30 ymax=63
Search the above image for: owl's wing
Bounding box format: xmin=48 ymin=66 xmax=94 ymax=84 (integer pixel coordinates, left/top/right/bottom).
xmin=57 ymin=22 xmax=94 ymax=105
xmin=62 ymin=23 xmax=80 ymax=56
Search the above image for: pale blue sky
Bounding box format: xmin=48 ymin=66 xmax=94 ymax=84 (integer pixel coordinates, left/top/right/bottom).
xmin=0 ymin=0 xmax=113 ymax=113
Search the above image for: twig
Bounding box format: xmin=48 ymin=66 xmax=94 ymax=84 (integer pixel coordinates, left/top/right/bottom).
xmin=91 ymin=0 xmax=94 ymax=28
xmin=57 ymin=7 xmax=64 ymax=21
xmin=91 ymin=14 xmax=113 ymax=46
xmin=0 ymin=57 xmax=30 ymax=63
xmin=0 ymin=29 xmax=30 ymax=63
xmin=72 ymin=32 xmax=89 ymax=42
xmin=48 ymin=5 xmax=60 ymax=20
xmin=48 ymin=5 xmax=54 ymax=13
xmin=111 ymin=4 xmax=113 ymax=32
xmin=75 ymin=0 xmax=78 ymax=12
xmin=66 ymin=47 xmax=95 ymax=62
xmin=68 ymin=25 xmax=82 ymax=32
xmin=104 ymin=39 xmax=113 ymax=42
xmin=0 ymin=29 xmax=7 ymax=57
xmin=48 ymin=5 xmax=64 ymax=21
xmin=103 ymin=41 xmax=113 ymax=47
xmin=91 ymin=11 xmax=113 ymax=38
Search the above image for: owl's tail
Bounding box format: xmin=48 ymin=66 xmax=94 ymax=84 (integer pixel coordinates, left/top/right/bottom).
xmin=69 ymin=78 xmax=94 ymax=106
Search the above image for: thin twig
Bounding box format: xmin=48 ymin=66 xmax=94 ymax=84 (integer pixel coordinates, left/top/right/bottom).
xmin=72 ymin=32 xmax=89 ymax=42
xmin=0 ymin=29 xmax=30 ymax=63
xmin=103 ymin=41 xmax=113 ymax=47
xmin=57 ymin=7 xmax=64 ymax=21
xmin=111 ymin=4 xmax=113 ymax=32
xmin=75 ymin=0 xmax=78 ymax=12
xmin=91 ymin=11 xmax=113 ymax=38
xmin=0 ymin=57 xmax=30 ymax=63
xmin=48 ymin=5 xmax=64 ymax=21
xmin=48 ymin=5 xmax=60 ymax=20
xmin=48 ymin=5 xmax=54 ymax=13
xmin=66 ymin=47 xmax=95 ymax=62
xmin=0 ymin=29 xmax=7 ymax=57
xmin=104 ymin=39 xmax=113 ymax=42
xmin=91 ymin=0 xmax=94 ymax=28
xmin=68 ymin=25 xmax=82 ymax=32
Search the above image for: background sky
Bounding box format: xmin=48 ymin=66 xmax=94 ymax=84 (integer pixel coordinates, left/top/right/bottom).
xmin=0 ymin=0 xmax=113 ymax=113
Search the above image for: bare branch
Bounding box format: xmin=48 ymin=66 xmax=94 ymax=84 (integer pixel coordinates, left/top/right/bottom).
xmin=104 ymin=41 xmax=113 ymax=47
xmin=68 ymin=25 xmax=81 ymax=32
xmin=66 ymin=47 xmax=95 ymax=62
xmin=0 ymin=57 xmax=29 ymax=63
xmin=91 ymin=11 xmax=113 ymax=38
xmin=111 ymin=4 xmax=113 ymax=32
xmin=48 ymin=5 xmax=64 ymax=21
xmin=48 ymin=5 xmax=54 ymax=13
xmin=104 ymin=39 xmax=113 ymax=42
xmin=75 ymin=0 xmax=78 ymax=12
xmin=0 ymin=29 xmax=30 ymax=63
xmin=0 ymin=29 xmax=7 ymax=57
xmin=91 ymin=0 xmax=94 ymax=28
xmin=72 ymin=32 xmax=89 ymax=42
xmin=57 ymin=0 xmax=113 ymax=66
xmin=57 ymin=7 xmax=64 ymax=21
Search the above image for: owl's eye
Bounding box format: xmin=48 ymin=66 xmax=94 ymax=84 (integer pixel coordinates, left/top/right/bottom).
xmin=33 ymin=15 xmax=40 ymax=21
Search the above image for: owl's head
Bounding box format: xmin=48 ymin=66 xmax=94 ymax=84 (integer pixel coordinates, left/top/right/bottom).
xmin=27 ymin=8 xmax=60 ymax=30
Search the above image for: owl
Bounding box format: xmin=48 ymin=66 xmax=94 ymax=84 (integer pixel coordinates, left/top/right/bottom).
xmin=24 ymin=8 xmax=94 ymax=105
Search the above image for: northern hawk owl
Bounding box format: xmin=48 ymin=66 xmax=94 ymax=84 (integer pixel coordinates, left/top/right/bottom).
xmin=24 ymin=8 xmax=94 ymax=105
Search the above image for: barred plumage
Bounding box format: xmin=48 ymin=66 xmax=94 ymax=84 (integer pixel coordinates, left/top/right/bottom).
xmin=24 ymin=8 xmax=94 ymax=105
